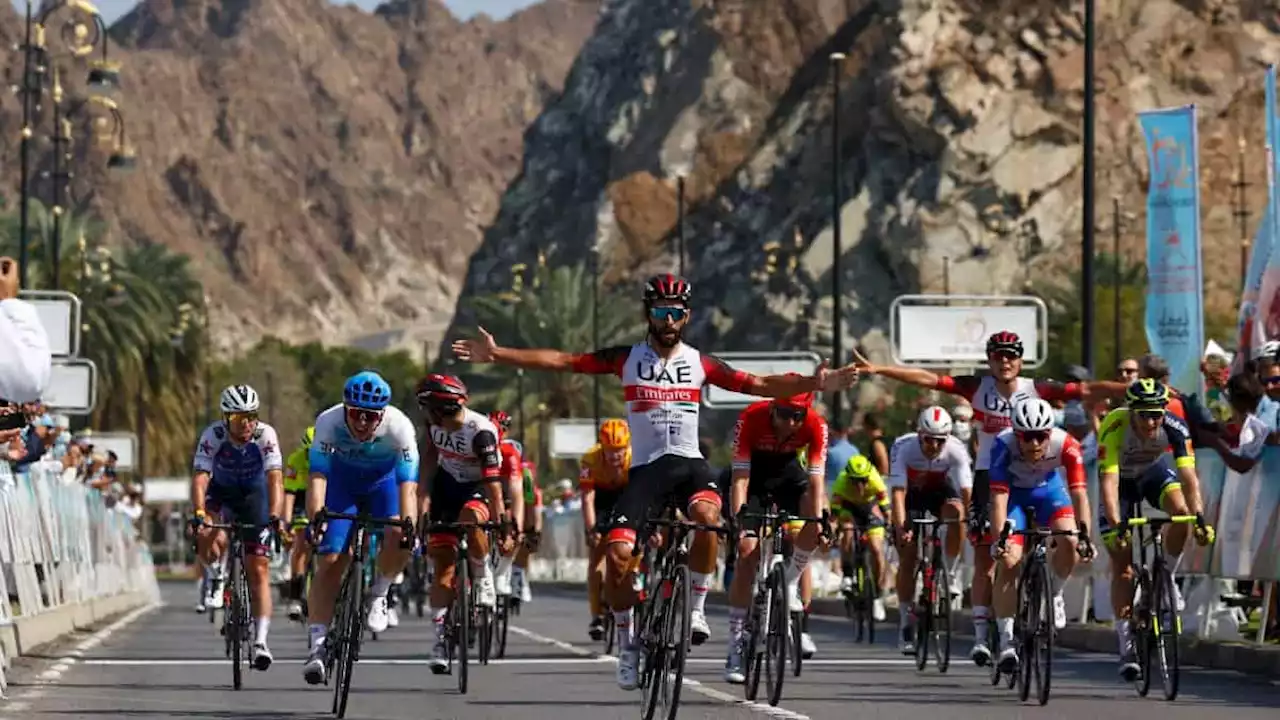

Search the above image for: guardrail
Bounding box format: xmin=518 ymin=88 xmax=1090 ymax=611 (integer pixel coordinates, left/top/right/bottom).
xmin=0 ymin=460 xmax=161 ymax=694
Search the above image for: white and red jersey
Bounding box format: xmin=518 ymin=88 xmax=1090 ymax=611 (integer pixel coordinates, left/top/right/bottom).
xmin=934 ymin=375 xmax=1082 ymax=471
xmin=988 ymin=427 xmax=1086 ymax=492
xmin=886 ymin=432 xmax=973 ymax=492
xmin=570 ymin=341 xmax=753 ymax=466
xmin=424 ymin=408 xmax=502 ymax=484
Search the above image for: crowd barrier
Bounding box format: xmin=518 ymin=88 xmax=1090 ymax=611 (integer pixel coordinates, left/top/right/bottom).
xmin=537 ymin=446 xmax=1280 ymax=643
xmin=0 ymin=460 xmax=161 ymax=693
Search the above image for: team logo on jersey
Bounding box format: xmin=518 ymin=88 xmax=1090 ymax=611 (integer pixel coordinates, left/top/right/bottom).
xmin=213 ymin=425 xmax=226 ymax=440
xmin=198 ymin=439 xmax=214 ymax=456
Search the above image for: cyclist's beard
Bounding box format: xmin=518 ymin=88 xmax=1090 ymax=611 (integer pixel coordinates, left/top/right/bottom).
xmin=649 ymin=324 xmax=682 ymax=349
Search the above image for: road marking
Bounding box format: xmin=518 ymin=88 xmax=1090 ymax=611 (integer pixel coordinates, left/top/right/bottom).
xmin=511 ymin=623 xmax=812 ymax=720
xmin=73 ymin=656 xmax=917 ymax=667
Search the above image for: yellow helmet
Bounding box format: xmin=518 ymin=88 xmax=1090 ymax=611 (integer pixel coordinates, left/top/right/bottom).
xmin=599 ymin=418 xmax=630 ymax=449
xmin=301 ymin=426 xmax=316 ymax=450
xmin=846 ymin=455 xmax=873 ymax=479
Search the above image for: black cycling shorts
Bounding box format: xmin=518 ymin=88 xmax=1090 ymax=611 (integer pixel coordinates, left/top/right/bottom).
xmin=604 ymin=455 xmax=722 ymax=544
xmin=426 ymin=467 xmax=491 ymax=548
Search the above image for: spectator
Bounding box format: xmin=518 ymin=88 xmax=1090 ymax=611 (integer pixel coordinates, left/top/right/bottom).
xmin=1251 ymin=354 xmax=1280 ymax=434
xmin=1205 ymin=373 xmax=1269 ymax=474
xmin=1116 ymin=357 xmax=1139 ymax=382
xmin=0 ymin=256 xmax=52 ymax=404
xmin=861 ymin=413 xmax=890 ymax=476
xmin=1140 ymin=352 xmax=1218 ymax=445
xmin=824 ymin=418 xmax=859 ymax=494
xmin=59 ymin=442 xmax=83 ymax=485
xmin=951 ymin=402 xmax=976 ymax=456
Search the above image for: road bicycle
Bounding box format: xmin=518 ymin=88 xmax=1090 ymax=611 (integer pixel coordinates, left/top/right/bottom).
xmin=1118 ymin=513 xmax=1198 ymax=701
xmin=199 ymin=518 xmax=274 ymax=691
xmin=841 ymin=520 xmax=880 ymax=644
xmin=907 ymin=513 xmax=962 ymax=673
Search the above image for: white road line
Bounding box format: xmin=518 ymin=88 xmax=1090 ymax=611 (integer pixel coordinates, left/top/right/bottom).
xmin=72 ymin=657 xmax=917 ymax=667
xmin=510 ymin=623 xmax=812 ymax=720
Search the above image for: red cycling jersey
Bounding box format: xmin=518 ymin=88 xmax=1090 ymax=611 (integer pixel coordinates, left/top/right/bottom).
xmin=731 ymin=400 xmax=829 ymax=476
xmin=499 ymin=438 xmax=523 ymax=487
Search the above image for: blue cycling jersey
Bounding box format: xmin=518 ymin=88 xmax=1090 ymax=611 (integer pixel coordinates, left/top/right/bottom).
xmin=309 ymin=403 xmax=419 ymax=485
xmin=192 ymin=421 xmax=283 ymax=487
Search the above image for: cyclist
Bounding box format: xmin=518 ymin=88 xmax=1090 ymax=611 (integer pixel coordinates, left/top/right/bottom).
xmin=988 ymin=398 xmax=1093 ymax=673
xmin=723 ymin=391 xmax=828 ymax=684
xmin=301 ymin=371 xmax=419 ymax=685
xmin=512 ymin=457 xmax=542 ymax=604
xmin=853 ymin=332 xmax=1113 ymax=665
xmin=190 ymin=384 xmax=285 ymax=671
xmin=580 ymin=418 xmax=632 ymax=640
xmin=831 ymin=454 xmax=890 ymax=621
xmin=452 ymin=273 xmax=859 ymax=690
xmin=887 ymin=406 xmax=972 ymax=655
xmin=1097 ymin=378 xmax=1214 ymax=681
xmin=415 ymin=374 xmax=513 ymax=673
xmin=490 ymin=410 xmax=525 ymax=599
xmin=282 ymin=426 xmax=315 ymax=621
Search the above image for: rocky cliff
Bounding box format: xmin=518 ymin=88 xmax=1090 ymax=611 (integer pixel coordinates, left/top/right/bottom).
xmin=443 ymin=0 xmax=1279 ymax=371
xmin=0 ymin=0 xmax=600 ymax=355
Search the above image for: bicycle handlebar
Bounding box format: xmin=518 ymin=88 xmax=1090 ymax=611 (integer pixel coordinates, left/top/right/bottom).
xmin=1121 ymin=515 xmax=1198 ymax=529
xmin=316 ymin=509 xmax=411 ymax=529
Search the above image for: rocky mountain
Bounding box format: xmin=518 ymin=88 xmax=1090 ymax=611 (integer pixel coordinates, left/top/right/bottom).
xmin=0 ymin=0 xmax=600 ymax=355
xmin=443 ymin=0 xmax=1280 ymax=373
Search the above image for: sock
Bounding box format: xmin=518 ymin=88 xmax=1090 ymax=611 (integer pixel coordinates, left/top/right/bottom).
xmin=792 ymin=547 xmax=813 ymax=576
xmin=996 ymin=617 xmax=1014 ymax=644
xmin=308 ymin=623 xmax=327 ymax=648
xmin=973 ymin=605 xmax=991 ymax=637
xmin=1167 ymin=551 xmax=1184 ymax=576
xmin=371 ymin=575 xmax=392 ymax=598
xmin=613 ymin=607 xmax=634 ymax=649
xmin=210 ymin=558 xmax=225 ymax=578
xmin=728 ymin=607 xmax=747 ymax=641
xmin=497 ymin=554 xmax=515 ymax=580
xmin=254 ymin=617 xmax=270 ymax=644
xmin=946 ymin=552 xmax=961 ymax=578
xmin=431 ymin=607 xmax=447 ymax=639
xmin=689 ymin=572 xmax=712 ymax=615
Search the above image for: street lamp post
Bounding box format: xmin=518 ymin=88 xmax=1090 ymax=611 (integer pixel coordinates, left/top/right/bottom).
xmin=829 ymin=51 xmax=846 ymax=423
xmin=676 ymin=174 xmax=686 ymax=276
xmin=510 ymin=263 xmax=528 ymax=440
xmin=1112 ymin=195 xmax=1123 ymax=373
xmin=15 ymin=0 xmax=124 ymax=290
xmin=1081 ymin=0 xmax=1098 ymax=375
xmin=1234 ymin=136 xmax=1251 ymax=289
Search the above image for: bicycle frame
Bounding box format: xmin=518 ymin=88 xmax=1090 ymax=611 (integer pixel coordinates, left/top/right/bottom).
xmin=201 ymin=519 xmax=268 ymax=692
xmin=1120 ymin=512 xmax=1197 ymax=701
xmin=908 ymin=513 xmax=962 ymax=673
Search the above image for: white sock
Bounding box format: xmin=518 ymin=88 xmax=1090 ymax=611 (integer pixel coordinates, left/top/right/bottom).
xmin=613 ymin=607 xmax=634 ymax=649
xmin=497 ymin=554 xmax=515 ymax=579
xmin=371 ymin=575 xmax=392 ymax=598
xmin=791 ymin=547 xmax=813 ymax=577
xmin=308 ymin=623 xmax=327 ymax=648
xmin=996 ymin=617 xmax=1014 ymax=644
xmin=430 ymin=607 xmax=447 ymax=640
xmin=1167 ymin=551 xmax=1184 ymax=576
xmin=254 ymin=617 xmax=270 ymax=644
xmin=728 ymin=606 xmax=747 ymax=643
xmin=945 ymin=552 xmax=962 ymax=577
xmin=690 ymin=572 xmax=712 ymax=615
xmin=973 ymin=605 xmax=991 ymax=636
xmin=1116 ymin=619 xmax=1131 ymax=653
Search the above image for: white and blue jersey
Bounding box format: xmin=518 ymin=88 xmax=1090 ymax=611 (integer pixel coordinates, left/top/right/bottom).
xmin=989 ymin=428 xmax=1085 ymax=539
xmin=310 ymin=404 xmax=419 ymax=555
xmin=192 ymin=421 xmax=283 ymax=549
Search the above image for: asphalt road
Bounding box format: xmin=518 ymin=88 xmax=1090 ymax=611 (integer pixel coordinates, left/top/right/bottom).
xmin=3 ymin=581 xmax=1278 ymax=719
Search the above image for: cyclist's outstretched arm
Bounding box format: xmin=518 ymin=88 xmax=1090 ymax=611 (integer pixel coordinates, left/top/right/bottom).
xmin=453 ymin=326 xmax=629 ymax=374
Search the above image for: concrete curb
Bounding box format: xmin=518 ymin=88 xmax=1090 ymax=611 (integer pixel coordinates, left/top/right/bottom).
xmin=537 ymin=581 xmax=1280 ymax=677
xmin=0 ymin=590 xmax=150 ymax=664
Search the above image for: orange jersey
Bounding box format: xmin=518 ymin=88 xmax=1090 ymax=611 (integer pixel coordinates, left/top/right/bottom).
xmin=578 ymin=443 xmax=631 ymax=492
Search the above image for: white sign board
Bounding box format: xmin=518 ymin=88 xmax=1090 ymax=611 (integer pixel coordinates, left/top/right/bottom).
xmin=141 ymin=478 xmax=188 ymax=504
xmin=90 ymin=432 xmax=138 ymax=471
xmin=550 ymin=419 xmax=600 ymax=459
xmin=703 ymin=352 xmax=823 ymax=408
xmin=45 ymin=359 xmax=97 ymax=414
xmin=18 ymin=290 xmax=81 ymax=358
xmin=891 ymin=295 xmax=1047 ymax=368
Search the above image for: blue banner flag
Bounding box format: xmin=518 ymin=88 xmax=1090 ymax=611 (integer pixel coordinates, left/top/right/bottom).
xmin=1235 ymin=67 xmax=1280 ymax=371
xmin=1138 ymin=105 xmax=1205 ymax=396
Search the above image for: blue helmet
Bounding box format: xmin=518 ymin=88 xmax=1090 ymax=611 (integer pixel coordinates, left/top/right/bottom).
xmin=343 ymin=371 xmax=391 ymax=411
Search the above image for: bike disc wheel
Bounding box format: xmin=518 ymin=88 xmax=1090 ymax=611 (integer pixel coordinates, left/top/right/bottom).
xmin=765 ymin=563 xmax=788 ymax=707
xmin=229 ymin=552 xmax=243 ymax=691
xmin=456 ymin=557 xmax=470 ymax=695
xmin=1153 ymin=566 xmax=1180 ymax=701
xmin=933 ymin=555 xmax=952 ymax=674
xmin=913 ymin=565 xmax=931 ymax=672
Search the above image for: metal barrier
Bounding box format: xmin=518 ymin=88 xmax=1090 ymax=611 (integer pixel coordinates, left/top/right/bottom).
xmin=0 ymin=460 xmax=161 ymax=690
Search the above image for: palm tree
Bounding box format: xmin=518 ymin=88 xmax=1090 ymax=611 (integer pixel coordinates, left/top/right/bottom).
xmin=463 ymin=262 xmax=641 ymax=466
xmin=0 ymin=201 xmax=207 ymax=475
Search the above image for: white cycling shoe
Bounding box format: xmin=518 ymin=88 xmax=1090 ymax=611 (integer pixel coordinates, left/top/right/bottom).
xmin=367 ymin=596 xmax=390 ymax=633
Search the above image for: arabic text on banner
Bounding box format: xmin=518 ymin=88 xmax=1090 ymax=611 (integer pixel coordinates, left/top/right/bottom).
xmin=1138 ymin=105 xmax=1205 ymax=396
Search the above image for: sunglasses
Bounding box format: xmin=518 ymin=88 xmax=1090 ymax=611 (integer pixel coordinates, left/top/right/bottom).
xmin=772 ymin=407 xmax=806 ymax=423
xmin=1134 ymin=409 xmax=1164 ymax=420
xmin=345 ymin=406 xmax=384 ymax=425
xmin=919 ymin=434 xmax=947 ymax=446
xmin=648 ymin=306 xmax=688 ymax=323
xmin=1263 ymin=375 xmax=1280 ymax=386
xmin=225 ymin=412 xmax=258 ymax=424
xmin=1016 ymin=430 xmax=1050 ymax=443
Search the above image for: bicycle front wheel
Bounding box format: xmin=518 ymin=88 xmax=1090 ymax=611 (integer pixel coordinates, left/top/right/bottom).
xmin=455 ymin=555 xmax=470 ymax=695
xmin=913 ymin=564 xmax=931 ymax=672
xmin=860 ymin=550 xmax=877 ymax=644
xmin=1152 ymin=563 xmax=1180 ymax=701
xmin=1032 ymin=560 xmax=1054 ymax=706
xmin=1017 ymin=562 xmax=1042 ymax=703
xmin=229 ymin=551 xmax=243 ymax=691
xmin=932 ymin=551 xmax=952 ymax=674
xmin=650 ymin=565 xmax=692 ymax=720
xmin=335 ymin=562 xmax=364 ymax=718
xmin=1133 ymin=571 xmax=1153 ymax=697
xmin=765 ymin=563 xmax=788 ymax=707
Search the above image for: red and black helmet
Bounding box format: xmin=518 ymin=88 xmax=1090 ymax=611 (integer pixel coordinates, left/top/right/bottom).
xmin=643 ymin=273 xmax=692 ymax=306
xmin=415 ymin=373 xmax=468 ymax=410
xmin=489 ymin=410 xmax=512 ymax=432
xmin=985 ymin=331 xmax=1023 ymax=358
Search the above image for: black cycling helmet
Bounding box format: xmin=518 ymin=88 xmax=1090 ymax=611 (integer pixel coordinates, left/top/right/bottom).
xmin=415 ymin=373 xmax=468 ymax=413
xmin=985 ymin=330 xmax=1024 ymax=358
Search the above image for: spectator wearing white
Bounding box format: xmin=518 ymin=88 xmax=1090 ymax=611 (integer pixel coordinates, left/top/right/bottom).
xmin=0 ymin=257 xmax=52 ymax=406
xmin=1204 ymin=373 xmax=1269 ymax=474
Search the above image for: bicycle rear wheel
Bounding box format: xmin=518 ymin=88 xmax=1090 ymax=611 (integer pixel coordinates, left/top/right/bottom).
xmin=765 ymin=563 xmax=788 ymax=706
xmin=932 ymin=550 xmax=952 ymax=674
xmin=1152 ymin=564 xmax=1180 ymax=701
xmin=1032 ymin=560 xmax=1054 ymax=706
xmin=229 ymin=551 xmax=243 ymax=690
xmin=455 ymin=555 xmax=470 ymax=694
xmin=987 ymin=620 xmax=1002 ymax=686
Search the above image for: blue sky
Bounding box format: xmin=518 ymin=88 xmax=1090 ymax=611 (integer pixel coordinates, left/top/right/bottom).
xmin=11 ymin=1 xmax=541 ymax=24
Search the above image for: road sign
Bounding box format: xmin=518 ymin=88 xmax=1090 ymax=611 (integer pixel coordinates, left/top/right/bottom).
xmin=702 ymin=352 xmax=823 ymax=408
xmin=890 ymin=294 xmax=1047 ymax=368
xmin=18 ymin=290 xmax=82 ymax=358
xmin=549 ymin=419 xmax=600 ymax=459
xmin=45 ymin=359 xmax=97 ymax=414
xmin=90 ymin=432 xmax=138 ymax=471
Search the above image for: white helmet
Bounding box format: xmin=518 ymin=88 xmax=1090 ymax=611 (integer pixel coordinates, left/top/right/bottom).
xmin=917 ymin=406 xmax=953 ymax=436
xmin=952 ymin=421 xmax=972 ymax=442
xmin=1252 ymin=340 xmax=1280 ymax=361
xmin=219 ymin=384 xmax=260 ymax=414
xmin=951 ymin=404 xmax=974 ymax=422
xmin=1011 ymin=397 xmax=1056 ymax=432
